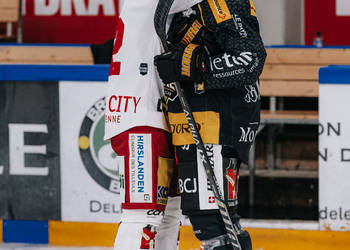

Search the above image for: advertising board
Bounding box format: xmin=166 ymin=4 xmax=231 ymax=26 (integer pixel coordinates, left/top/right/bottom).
xmin=22 ymin=0 xmax=119 ymax=43
xmin=0 ymin=81 xmax=60 ymax=220
xmin=319 ymin=67 xmax=350 ymax=231
xmin=59 ymin=81 xmax=122 ymax=223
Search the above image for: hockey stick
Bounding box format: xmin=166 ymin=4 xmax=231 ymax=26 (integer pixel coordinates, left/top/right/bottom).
xmin=154 ymin=1 xmax=241 ymax=249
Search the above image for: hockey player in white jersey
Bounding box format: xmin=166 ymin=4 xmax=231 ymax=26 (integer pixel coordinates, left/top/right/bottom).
xmin=104 ymin=0 xmax=202 ymax=249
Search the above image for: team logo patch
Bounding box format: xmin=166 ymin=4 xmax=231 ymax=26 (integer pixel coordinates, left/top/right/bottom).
xmin=78 ymin=97 xmax=120 ymax=194
xmin=139 ymin=63 xmax=148 ymax=76
xmin=164 ymin=82 xmax=178 ymax=104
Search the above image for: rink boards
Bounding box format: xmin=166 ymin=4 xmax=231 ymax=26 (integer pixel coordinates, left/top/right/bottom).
xmin=1 ymin=64 xmax=350 ymax=249
xmin=1 ymin=220 xmax=350 ymax=250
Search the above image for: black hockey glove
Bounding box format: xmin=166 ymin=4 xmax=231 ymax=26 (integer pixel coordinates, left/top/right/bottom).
xmin=167 ymin=11 xmax=222 ymax=55
xmin=154 ymin=43 xmax=205 ymax=84
xmin=168 ymin=12 xmax=203 ymax=45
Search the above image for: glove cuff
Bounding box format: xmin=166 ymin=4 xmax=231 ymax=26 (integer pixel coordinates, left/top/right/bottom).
xmin=181 ymin=43 xmax=201 ymax=80
xmin=180 ymin=20 xmax=203 ymax=45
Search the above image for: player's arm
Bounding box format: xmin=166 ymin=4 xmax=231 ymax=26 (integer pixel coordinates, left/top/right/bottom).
xmin=154 ymin=0 xmax=266 ymax=89
xmin=195 ymin=0 xmax=266 ymax=89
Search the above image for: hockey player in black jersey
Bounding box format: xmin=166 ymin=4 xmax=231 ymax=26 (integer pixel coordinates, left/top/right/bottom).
xmin=154 ymin=0 xmax=266 ymax=249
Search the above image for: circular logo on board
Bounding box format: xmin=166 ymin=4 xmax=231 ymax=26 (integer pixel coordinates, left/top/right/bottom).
xmin=78 ymin=97 xmax=120 ymax=194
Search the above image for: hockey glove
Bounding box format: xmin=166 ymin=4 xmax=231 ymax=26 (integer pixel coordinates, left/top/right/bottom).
xmin=154 ymin=43 xmax=205 ymax=84
xmin=168 ymin=12 xmax=203 ymax=46
xmin=168 ymin=12 xmax=220 ymax=55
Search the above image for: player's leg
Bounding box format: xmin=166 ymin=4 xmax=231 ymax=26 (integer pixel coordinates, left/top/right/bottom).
xmin=111 ymin=126 xmax=180 ymax=250
xmin=155 ymin=196 xmax=181 ymax=250
xmin=188 ymin=211 xmax=252 ymax=250
xmin=176 ymin=144 xmax=252 ymax=250
xmin=155 ymin=156 xmax=181 ymax=250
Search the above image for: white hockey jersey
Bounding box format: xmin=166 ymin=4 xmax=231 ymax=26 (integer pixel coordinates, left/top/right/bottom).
xmin=104 ymin=0 xmax=202 ymax=140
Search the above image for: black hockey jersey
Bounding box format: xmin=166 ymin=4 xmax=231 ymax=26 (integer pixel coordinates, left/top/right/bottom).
xmin=164 ymin=0 xmax=266 ymax=164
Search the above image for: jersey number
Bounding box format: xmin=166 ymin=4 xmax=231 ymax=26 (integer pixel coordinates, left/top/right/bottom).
xmin=109 ymin=17 xmax=125 ymax=76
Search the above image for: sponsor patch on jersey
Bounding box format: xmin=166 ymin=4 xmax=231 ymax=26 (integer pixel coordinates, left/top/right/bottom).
xmin=208 ymin=0 xmax=232 ymax=24
xmin=157 ymin=157 xmax=174 ymax=205
xmin=168 ymin=111 xmax=220 ymax=145
xmin=179 ymin=177 xmax=198 ymax=194
xmin=195 ymin=82 xmax=205 ymax=93
xmin=250 ymin=0 xmax=257 ymax=17
xmin=129 ymin=134 xmax=152 ymax=203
